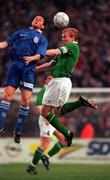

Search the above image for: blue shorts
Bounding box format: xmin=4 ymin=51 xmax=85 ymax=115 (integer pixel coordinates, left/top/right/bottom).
xmin=4 ymin=62 xmax=36 ymax=91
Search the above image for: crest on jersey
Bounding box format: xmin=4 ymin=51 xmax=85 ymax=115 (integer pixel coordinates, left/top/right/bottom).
xmin=33 ymin=36 xmax=39 ymax=43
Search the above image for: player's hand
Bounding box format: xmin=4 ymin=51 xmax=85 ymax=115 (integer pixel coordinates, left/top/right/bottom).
xmin=23 ymin=56 xmax=35 ymax=65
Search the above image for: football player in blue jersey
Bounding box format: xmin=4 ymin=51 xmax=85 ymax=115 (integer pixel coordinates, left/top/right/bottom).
xmin=0 ymin=16 xmax=48 ymax=143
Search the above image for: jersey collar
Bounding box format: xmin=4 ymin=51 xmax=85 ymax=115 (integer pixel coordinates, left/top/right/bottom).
xmin=73 ymin=41 xmax=78 ymax=44
xmin=29 ymin=27 xmax=42 ymax=33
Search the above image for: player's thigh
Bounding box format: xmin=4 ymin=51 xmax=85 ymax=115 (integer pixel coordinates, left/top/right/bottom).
xmin=42 ymin=78 xmax=62 ymax=107
xmin=4 ymin=63 xmax=20 ymax=88
xmin=23 ymin=68 xmax=35 ymax=92
xmin=42 ymin=78 xmax=72 ymax=107
xmin=59 ymin=78 xmax=72 ymax=106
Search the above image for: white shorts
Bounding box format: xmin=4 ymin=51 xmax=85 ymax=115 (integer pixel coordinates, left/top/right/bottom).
xmin=42 ymin=78 xmax=72 ymax=107
xmin=39 ymin=115 xmax=55 ymax=137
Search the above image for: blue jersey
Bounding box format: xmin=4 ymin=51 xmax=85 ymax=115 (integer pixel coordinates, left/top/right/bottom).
xmin=6 ymin=28 xmax=48 ymax=66
xmin=4 ymin=28 xmax=48 ymax=91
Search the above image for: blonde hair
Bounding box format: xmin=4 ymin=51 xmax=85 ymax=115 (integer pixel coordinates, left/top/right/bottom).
xmin=62 ymin=28 xmax=79 ymax=39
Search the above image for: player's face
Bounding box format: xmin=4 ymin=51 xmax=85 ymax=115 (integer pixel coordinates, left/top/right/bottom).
xmin=61 ymin=31 xmax=74 ymax=44
xmin=32 ymin=16 xmax=45 ymax=30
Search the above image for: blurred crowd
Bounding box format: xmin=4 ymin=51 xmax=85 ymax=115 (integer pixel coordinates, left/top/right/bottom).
xmin=0 ymin=0 xmax=110 ymax=87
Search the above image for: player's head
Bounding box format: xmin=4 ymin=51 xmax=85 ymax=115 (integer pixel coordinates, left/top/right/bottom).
xmin=61 ymin=28 xmax=79 ymax=44
xmin=31 ymin=16 xmax=47 ymax=30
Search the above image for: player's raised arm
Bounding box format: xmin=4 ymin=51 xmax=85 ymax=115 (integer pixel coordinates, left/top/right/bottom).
xmin=0 ymin=41 xmax=8 ymax=49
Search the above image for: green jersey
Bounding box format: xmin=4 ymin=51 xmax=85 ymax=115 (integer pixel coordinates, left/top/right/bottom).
xmin=35 ymin=87 xmax=46 ymax=106
xmin=51 ymin=41 xmax=80 ymax=78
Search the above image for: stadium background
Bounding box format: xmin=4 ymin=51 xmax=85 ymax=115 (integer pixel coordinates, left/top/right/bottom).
xmin=0 ymin=0 xmax=110 ymax=138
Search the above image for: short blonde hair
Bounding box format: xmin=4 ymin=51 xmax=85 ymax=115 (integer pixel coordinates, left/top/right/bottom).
xmin=62 ymin=28 xmax=79 ymax=39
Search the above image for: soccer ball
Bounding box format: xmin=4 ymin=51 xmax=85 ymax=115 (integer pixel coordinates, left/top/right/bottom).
xmin=53 ymin=12 xmax=69 ymax=28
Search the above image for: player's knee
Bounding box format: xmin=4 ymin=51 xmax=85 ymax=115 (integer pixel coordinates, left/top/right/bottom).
xmin=40 ymin=138 xmax=50 ymax=150
xmin=21 ymin=98 xmax=30 ymax=106
xmin=41 ymin=108 xmax=51 ymax=117
xmin=54 ymin=108 xmax=61 ymax=117
xmin=59 ymin=139 xmax=67 ymax=145
xmin=41 ymin=143 xmax=49 ymax=150
xmin=42 ymin=111 xmax=51 ymax=118
xmin=4 ymin=92 xmax=13 ymax=101
xmin=55 ymin=111 xmax=61 ymax=117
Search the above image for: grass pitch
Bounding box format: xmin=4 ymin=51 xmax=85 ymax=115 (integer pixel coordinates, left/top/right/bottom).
xmin=0 ymin=163 xmax=110 ymax=180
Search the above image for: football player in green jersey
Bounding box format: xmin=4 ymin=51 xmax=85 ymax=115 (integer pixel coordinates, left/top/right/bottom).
xmin=26 ymin=74 xmax=96 ymax=175
xmin=35 ymin=27 xmax=97 ymax=148
xmin=27 ymin=74 xmax=67 ymax=175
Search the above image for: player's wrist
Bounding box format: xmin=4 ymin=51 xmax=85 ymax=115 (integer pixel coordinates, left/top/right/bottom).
xmin=32 ymin=56 xmax=36 ymax=61
xmin=33 ymin=54 xmax=41 ymax=61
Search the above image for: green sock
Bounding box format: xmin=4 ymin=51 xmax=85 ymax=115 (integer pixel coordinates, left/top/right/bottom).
xmin=46 ymin=112 xmax=69 ymax=137
xmin=48 ymin=142 xmax=65 ymax=157
xmin=32 ymin=147 xmax=44 ymax=165
xmin=60 ymin=100 xmax=83 ymax=116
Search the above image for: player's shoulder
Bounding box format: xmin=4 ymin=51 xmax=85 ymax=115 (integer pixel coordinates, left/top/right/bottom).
xmin=40 ymin=34 xmax=48 ymax=44
xmin=14 ymin=28 xmax=31 ymax=35
xmin=17 ymin=28 xmax=29 ymax=32
xmin=66 ymin=41 xmax=79 ymax=50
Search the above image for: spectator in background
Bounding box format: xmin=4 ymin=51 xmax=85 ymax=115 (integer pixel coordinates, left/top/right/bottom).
xmin=80 ymin=121 xmax=94 ymax=139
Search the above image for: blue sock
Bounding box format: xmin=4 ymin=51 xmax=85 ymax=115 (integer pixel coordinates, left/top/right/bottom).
xmin=0 ymin=100 xmax=11 ymax=128
xmin=14 ymin=105 xmax=29 ymax=134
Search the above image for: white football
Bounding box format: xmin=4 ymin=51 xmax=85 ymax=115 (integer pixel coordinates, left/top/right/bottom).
xmin=53 ymin=12 xmax=69 ymax=28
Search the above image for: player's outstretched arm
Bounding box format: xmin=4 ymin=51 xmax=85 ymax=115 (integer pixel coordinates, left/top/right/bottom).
xmin=46 ymin=49 xmax=61 ymax=56
xmin=36 ymin=61 xmax=53 ymax=72
xmin=0 ymin=41 xmax=8 ymax=49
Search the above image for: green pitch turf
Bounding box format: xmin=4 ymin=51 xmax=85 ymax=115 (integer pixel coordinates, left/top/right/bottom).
xmin=0 ymin=163 xmax=110 ymax=180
